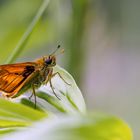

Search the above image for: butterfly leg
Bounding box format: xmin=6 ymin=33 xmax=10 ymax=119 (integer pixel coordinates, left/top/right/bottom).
xmin=52 ymin=72 xmax=71 ymax=86
xmin=49 ymin=78 xmax=60 ymax=100
xmin=31 ymin=84 xmax=37 ymax=108
xmin=45 ymin=69 xmax=60 ymax=100
xmin=29 ymin=92 xmax=33 ymax=100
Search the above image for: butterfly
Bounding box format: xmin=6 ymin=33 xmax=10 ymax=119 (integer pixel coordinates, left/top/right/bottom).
xmin=0 ymin=45 xmax=69 ymax=107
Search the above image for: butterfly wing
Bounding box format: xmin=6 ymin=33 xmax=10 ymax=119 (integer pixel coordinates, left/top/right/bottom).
xmin=0 ymin=62 xmax=38 ymax=97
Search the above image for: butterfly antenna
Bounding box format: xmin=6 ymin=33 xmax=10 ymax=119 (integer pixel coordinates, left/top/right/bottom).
xmin=56 ymin=48 xmax=65 ymax=56
xmin=50 ymin=45 xmax=61 ymax=56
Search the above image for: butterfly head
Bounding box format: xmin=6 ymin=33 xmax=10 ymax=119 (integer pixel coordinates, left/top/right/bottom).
xmin=44 ymin=45 xmax=64 ymax=67
xmin=45 ymin=55 xmax=56 ymax=67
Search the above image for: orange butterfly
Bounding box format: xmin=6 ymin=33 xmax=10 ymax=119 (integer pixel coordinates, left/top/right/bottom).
xmin=0 ymin=45 xmax=68 ymax=107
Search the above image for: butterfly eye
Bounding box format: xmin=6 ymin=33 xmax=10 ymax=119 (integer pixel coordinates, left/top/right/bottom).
xmin=45 ymin=58 xmax=52 ymax=65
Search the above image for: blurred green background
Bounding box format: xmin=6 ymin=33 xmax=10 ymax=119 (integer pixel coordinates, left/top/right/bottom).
xmin=0 ymin=0 xmax=139 ymax=139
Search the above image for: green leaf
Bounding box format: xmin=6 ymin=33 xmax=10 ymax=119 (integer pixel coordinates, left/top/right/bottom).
xmin=1 ymin=113 xmax=133 ymax=140
xmin=55 ymin=114 xmax=133 ymax=140
xmin=0 ymin=128 xmax=17 ymax=135
xmin=20 ymin=98 xmax=45 ymax=112
xmin=0 ymin=98 xmax=47 ymax=129
xmin=0 ymin=120 xmax=30 ymax=128
xmin=36 ymin=65 xmax=86 ymax=114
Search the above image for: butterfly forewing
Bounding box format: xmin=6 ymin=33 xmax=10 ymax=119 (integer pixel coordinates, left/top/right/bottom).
xmin=0 ymin=62 xmax=38 ymax=97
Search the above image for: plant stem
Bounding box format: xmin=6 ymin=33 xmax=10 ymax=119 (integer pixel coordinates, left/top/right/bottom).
xmin=6 ymin=0 xmax=50 ymax=64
